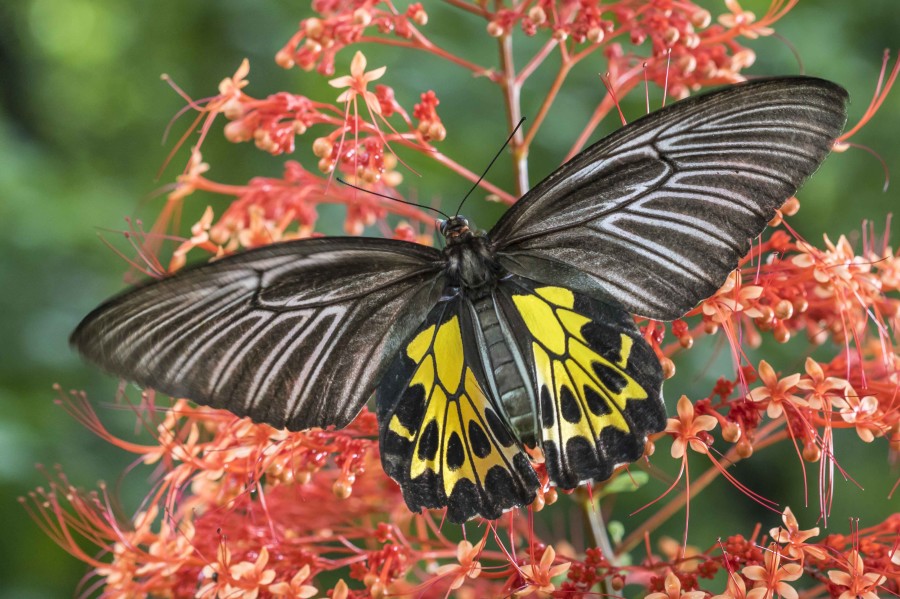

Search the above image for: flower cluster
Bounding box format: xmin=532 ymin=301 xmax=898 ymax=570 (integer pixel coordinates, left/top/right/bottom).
xmin=26 ymin=391 xmax=583 ymax=597
xmin=29 ymin=0 xmax=900 ymax=597
xmin=151 ymin=0 xmax=796 ymax=268
xmin=656 ymin=220 xmax=900 ymax=468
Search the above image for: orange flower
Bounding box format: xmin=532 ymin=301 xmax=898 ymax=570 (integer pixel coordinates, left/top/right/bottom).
xmin=702 ymin=272 xmax=765 ymax=323
xmin=769 ymin=507 xmax=827 ymax=563
xmin=796 ymin=357 xmax=854 ymax=410
xmin=717 ymin=0 xmax=774 ymax=38
xmin=834 ymin=395 xmax=885 ymax=442
xmin=269 ymin=564 xmax=318 ymax=598
xmin=225 ymin=546 xmax=277 ymax=599
xmin=742 ymin=544 xmax=802 ymax=599
xmin=647 ymin=570 xmax=707 ymax=599
xmin=217 ymin=58 xmax=251 ymax=118
xmin=518 ymin=545 xmax=571 ymax=595
xmin=666 ymin=395 xmax=718 ymax=458
xmin=827 ymin=550 xmax=886 ymax=599
xmin=329 ymin=51 xmax=386 ymax=114
xmin=748 ymin=361 xmax=805 ymax=419
xmin=434 ymin=537 xmax=485 ymax=590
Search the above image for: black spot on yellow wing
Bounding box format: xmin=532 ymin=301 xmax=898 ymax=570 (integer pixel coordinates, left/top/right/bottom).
xmin=509 ymin=283 xmax=665 ymax=489
xmin=468 ymin=421 xmax=492 ymax=458
xmin=377 ymin=309 xmax=538 ymax=523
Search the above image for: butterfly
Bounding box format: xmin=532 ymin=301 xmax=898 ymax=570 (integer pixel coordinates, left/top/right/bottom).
xmin=72 ymin=77 xmax=848 ymax=523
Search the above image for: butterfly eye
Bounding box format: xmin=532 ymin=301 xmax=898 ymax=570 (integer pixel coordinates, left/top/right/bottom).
xmin=437 ymin=219 xmax=448 ymax=235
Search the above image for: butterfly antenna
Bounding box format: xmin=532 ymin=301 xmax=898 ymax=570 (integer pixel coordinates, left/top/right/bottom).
xmin=454 ymin=117 xmax=526 ymax=217
xmin=336 ymin=178 xmax=451 ymax=220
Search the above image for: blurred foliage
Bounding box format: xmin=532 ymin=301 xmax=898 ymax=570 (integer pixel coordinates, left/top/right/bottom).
xmin=0 ymin=1 xmax=897 ymax=596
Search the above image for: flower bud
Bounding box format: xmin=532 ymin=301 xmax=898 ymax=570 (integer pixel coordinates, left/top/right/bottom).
xmin=773 ymin=324 xmax=791 ymax=343
xmin=383 ymin=170 xmax=403 ymax=187
xmin=722 ymin=421 xmax=741 ymax=443
xmin=663 ymin=27 xmax=680 ymax=45
xmin=224 ymin=120 xmax=253 ymax=143
xmin=312 ymin=137 xmax=333 ymax=158
xmin=318 ymin=157 xmax=335 ymax=173
xmin=692 ymin=9 xmax=712 ymax=28
xmin=254 ymin=131 xmax=275 ymax=152
xmin=678 ymin=55 xmax=697 ymax=74
xmin=774 ymin=299 xmax=794 ymax=320
xmin=275 ymin=49 xmax=295 ymax=69
xmin=333 ymin=475 xmax=354 ymax=499
xmin=428 ymin=122 xmax=447 ymax=141
xmin=544 ymin=487 xmax=558 ymax=505
xmin=661 ymin=357 xmax=676 ymax=379
xmin=221 ymin=97 xmax=244 ymax=119
xmin=803 ymin=443 xmax=821 ymax=462
xmin=792 ymin=297 xmax=809 ymax=313
xmin=410 ymin=7 xmax=428 ymax=26
xmin=528 ymin=6 xmax=546 ymax=25
xmin=304 ymin=17 xmax=323 ymax=38
xmin=487 ymin=21 xmax=505 ymax=37
xmin=353 ymin=8 xmax=372 ymax=26
xmin=683 ymin=33 xmax=700 ymax=49
xmin=781 ymin=196 xmax=801 ymax=215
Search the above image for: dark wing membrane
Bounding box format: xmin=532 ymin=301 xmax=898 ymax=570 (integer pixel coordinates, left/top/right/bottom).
xmin=71 ymin=237 xmax=444 ymax=430
xmin=496 ymin=276 xmax=665 ymax=488
xmin=490 ymin=77 xmax=848 ymax=320
xmin=376 ymin=296 xmax=539 ymax=523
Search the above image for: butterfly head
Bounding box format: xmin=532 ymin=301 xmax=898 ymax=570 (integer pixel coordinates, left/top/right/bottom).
xmin=438 ymin=216 xmax=473 ymax=244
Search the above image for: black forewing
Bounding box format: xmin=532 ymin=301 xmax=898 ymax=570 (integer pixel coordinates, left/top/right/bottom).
xmin=71 ymin=237 xmax=445 ymax=430
xmin=490 ymin=77 xmax=848 ymax=320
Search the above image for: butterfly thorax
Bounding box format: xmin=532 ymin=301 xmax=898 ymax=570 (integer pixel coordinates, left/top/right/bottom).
xmin=441 ymin=217 xmax=503 ymax=294
xmin=438 ymin=217 xmax=539 ymax=446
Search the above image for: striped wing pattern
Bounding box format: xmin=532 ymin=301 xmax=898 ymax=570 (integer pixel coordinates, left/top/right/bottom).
xmin=490 ymin=77 xmax=848 ymax=320
xmin=71 ymin=238 xmax=444 ymax=430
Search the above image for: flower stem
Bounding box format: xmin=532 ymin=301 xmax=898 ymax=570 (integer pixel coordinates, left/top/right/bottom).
xmin=496 ymin=32 xmax=528 ymax=196
xmin=577 ymin=489 xmax=613 ymax=595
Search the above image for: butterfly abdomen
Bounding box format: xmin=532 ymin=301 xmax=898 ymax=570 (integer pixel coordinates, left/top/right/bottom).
xmin=469 ymin=293 xmax=538 ymax=448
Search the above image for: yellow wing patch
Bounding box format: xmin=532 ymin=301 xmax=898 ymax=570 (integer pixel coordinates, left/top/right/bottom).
xmin=512 ymin=286 xmax=649 ymax=448
xmin=387 ymin=315 xmax=527 ymax=501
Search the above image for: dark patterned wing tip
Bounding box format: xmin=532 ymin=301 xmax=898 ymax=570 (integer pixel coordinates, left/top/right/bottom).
xmin=492 ymin=77 xmax=849 ymax=321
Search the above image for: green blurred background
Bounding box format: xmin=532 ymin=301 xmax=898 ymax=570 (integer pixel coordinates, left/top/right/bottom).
xmin=1 ymin=1 xmax=898 ymax=596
